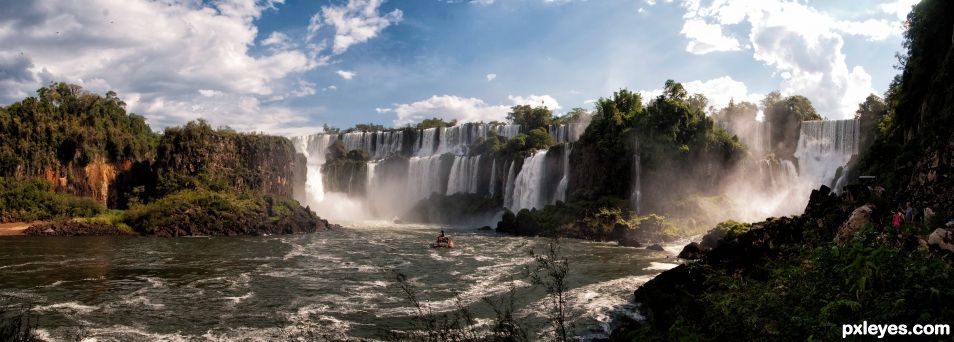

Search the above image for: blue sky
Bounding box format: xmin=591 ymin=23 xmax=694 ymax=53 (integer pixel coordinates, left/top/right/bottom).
xmin=0 ymin=0 xmax=916 ymax=135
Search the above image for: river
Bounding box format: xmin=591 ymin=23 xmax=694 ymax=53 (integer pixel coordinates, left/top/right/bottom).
xmin=0 ymin=223 xmax=681 ymax=341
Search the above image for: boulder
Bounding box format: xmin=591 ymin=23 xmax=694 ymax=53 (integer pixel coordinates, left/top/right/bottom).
xmin=618 ymin=237 xmax=642 ymax=248
xmin=677 ymin=242 xmax=704 ymax=259
xmin=646 ymin=244 xmax=665 ymax=251
xmin=834 ymin=204 xmax=875 ymax=246
xmin=928 ymin=228 xmax=954 ymax=253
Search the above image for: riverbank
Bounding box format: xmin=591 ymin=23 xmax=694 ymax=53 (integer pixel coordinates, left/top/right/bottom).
xmin=0 ymin=222 xmax=36 ymax=236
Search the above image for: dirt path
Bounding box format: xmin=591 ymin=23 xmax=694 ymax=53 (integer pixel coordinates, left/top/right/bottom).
xmin=0 ymin=222 xmax=39 ymax=236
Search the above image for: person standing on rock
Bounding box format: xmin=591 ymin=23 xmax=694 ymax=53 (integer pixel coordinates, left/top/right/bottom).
xmin=905 ymin=202 xmax=915 ymax=224
xmin=924 ymin=206 xmax=935 ymax=225
xmin=892 ymin=210 xmax=902 ymax=230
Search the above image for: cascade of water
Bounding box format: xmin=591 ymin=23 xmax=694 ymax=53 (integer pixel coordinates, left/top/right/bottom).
xmin=503 ymin=161 xmax=516 ymax=209
xmin=548 ymin=123 xmax=587 ymax=144
xmin=291 ymin=134 xmax=336 ymax=203
xmin=488 ymin=158 xmax=497 ymax=198
xmin=794 ymin=119 xmax=860 ymax=192
xmin=509 ymin=151 xmax=548 ymax=212
xmin=446 ymin=155 xmax=482 ymax=195
xmin=407 ymin=155 xmax=445 ymax=201
xmin=631 ymin=136 xmax=641 ymax=214
xmin=555 ymin=145 xmax=572 ymax=203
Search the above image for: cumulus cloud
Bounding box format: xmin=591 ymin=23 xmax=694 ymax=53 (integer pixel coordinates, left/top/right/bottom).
xmin=0 ymin=0 xmax=400 ymax=134
xmin=0 ymin=0 xmax=330 ymax=133
xmin=313 ymin=0 xmax=403 ymax=55
xmin=486 ymin=73 xmax=497 ymax=81
xmin=683 ymin=76 xmax=762 ymax=110
xmin=336 ymin=70 xmax=356 ymax=80
xmin=392 ymin=95 xmax=510 ymax=126
xmin=680 ymin=18 xmax=741 ymax=54
xmin=507 ymin=94 xmax=561 ymax=110
xmin=678 ymin=0 xmax=900 ymax=118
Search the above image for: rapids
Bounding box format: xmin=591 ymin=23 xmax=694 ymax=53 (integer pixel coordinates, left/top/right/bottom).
xmin=0 ymin=224 xmax=681 ymax=341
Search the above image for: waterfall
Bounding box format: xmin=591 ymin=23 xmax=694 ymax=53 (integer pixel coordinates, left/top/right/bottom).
xmin=291 ymin=134 xmax=336 ymax=203
xmin=447 ymin=155 xmax=482 ymax=195
xmin=631 ymin=136 xmax=641 ymax=214
xmin=548 ymin=123 xmax=587 ymax=144
xmin=554 ymin=145 xmax=571 ymax=203
xmin=509 ymin=151 xmax=548 ymax=212
xmin=488 ymin=159 xmax=497 ymax=198
xmin=407 ymin=155 xmax=445 ymax=201
xmin=794 ymin=119 xmax=860 ymax=192
xmin=292 ymin=120 xmax=591 ymax=221
xmin=503 ymin=161 xmax=516 ymax=209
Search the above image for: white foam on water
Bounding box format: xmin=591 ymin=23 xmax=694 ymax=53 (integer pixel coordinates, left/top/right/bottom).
xmin=223 ymin=292 xmax=254 ymax=305
xmin=643 ymin=262 xmax=679 ymax=271
xmin=522 ymin=274 xmax=655 ymax=341
xmin=33 ymin=302 xmax=99 ymax=314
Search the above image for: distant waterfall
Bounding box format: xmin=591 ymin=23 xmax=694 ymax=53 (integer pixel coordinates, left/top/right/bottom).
xmin=291 ymin=134 xmax=336 ymax=203
xmin=510 ymin=151 xmax=548 ymax=211
xmin=794 ymin=119 xmax=860 ymax=192
xmin=293 ymin=120 xmax=589 ymax=220
xmin=631 ymin=136 xmax=641 ymax=214
xmin=503 ymin=161 xmax=516 ymax=209
xmin=548 ymin=123 xmax=587 ymax=144
xmin=447 ymin=155 xmax=482 ymax=195
xmin=554 ymin=145 xmax=571 ymax=203
xmin=407 ymin=155 xmax=445 ymax=201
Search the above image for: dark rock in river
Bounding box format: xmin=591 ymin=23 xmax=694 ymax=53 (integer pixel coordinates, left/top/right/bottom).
xmin=618 ymin=237 xmax=641 ymax=247
xmin=646 ymin=243 xmax=665 ymax=251
xmin=24 ymin=221 xmax=134 ymax=236
xmin=677 ymin=242 xmax=703 ymax=259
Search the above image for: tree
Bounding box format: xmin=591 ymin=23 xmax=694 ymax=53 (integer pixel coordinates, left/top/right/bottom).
xmin=507 ymin=105 xmax=553 ymax=132
xmin=855 ymin=94 xmax=888 ymax=153
xmin=761 ymin=91 xmax=823 ymax=159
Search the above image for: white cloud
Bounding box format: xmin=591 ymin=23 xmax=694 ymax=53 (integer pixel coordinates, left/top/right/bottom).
xmin=678 ymin=0 xmax=899 ymax=119
xmin=0 ymin=0 xmax=325 ymax=133
xmin=261 ymin=31 xmax=296 ymax=51
xmin=680 ymin=18 xmax=741 ymax=54
xmin=323 ymin=85 xmax=338 ymax=91
xmin=315 ymin=0 xmax=404 ymax=55
xmin=507 ymin=94 xmax=562 ymax=110
xmin=336 ymin=70 xmax=356 ymax=80
xmin=486 ymin=73 xmax=497 ymax=81
xmin=392 ymin=95 xmax=510 ymax=126
xmin=879 ymin=0 xmax=919 ymax=21
xmin=683 ymin=76 xmax=761 ymax=110
xmin=375 ymin=107 xmax=392 ymax=113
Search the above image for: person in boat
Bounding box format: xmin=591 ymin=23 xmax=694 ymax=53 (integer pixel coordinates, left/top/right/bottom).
xmin=436 ymin=230 xmax=448 ymax=244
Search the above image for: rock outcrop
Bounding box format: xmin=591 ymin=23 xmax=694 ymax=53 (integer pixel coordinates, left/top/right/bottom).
xmin=928 ymin=228 xmax=954 ymax=253
xmin=24 ymin=221 xmax=133 ymax=236
xmin=834 ymin=204 xmax=875 ymax=246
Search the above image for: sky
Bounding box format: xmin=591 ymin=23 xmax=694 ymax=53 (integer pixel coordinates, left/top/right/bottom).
xmin=0 ymin=0 xmax=918 ymax=136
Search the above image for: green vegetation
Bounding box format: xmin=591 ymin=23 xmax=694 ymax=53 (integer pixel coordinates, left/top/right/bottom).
xmin=0 ymin=82 xmax=158 ymax=177
xmin=496 ymin=201 xmax=697 ymax=245
xmin=569 ymin=83 xmax=745 ymax=213
xmin=760 ymin=91 xmax=823 ymax=159
xmin=415 ymin=118 xmax=458 ymax=130
xmin=0 ymin=178 xmax=104 ymax=223
xmin=124 ymin=189 xmax=323 ymax=237
xmin=508 ymin=105 xmax=553 ymax=132
xmin=617 ymin=219 xmax=954 ymax=341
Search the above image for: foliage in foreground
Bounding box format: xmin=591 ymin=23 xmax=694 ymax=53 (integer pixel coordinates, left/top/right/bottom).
xmin=615 ymin=224 xmax=954 ymax=341
xmin=385 ymin=241 xmax=573 ymax=341
xmin=0 ymin=297 xmax=38 ymax=342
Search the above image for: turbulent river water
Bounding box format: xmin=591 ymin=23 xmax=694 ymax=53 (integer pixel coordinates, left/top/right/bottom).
xmin=0 ymin=224 xmax=681 ymax=341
